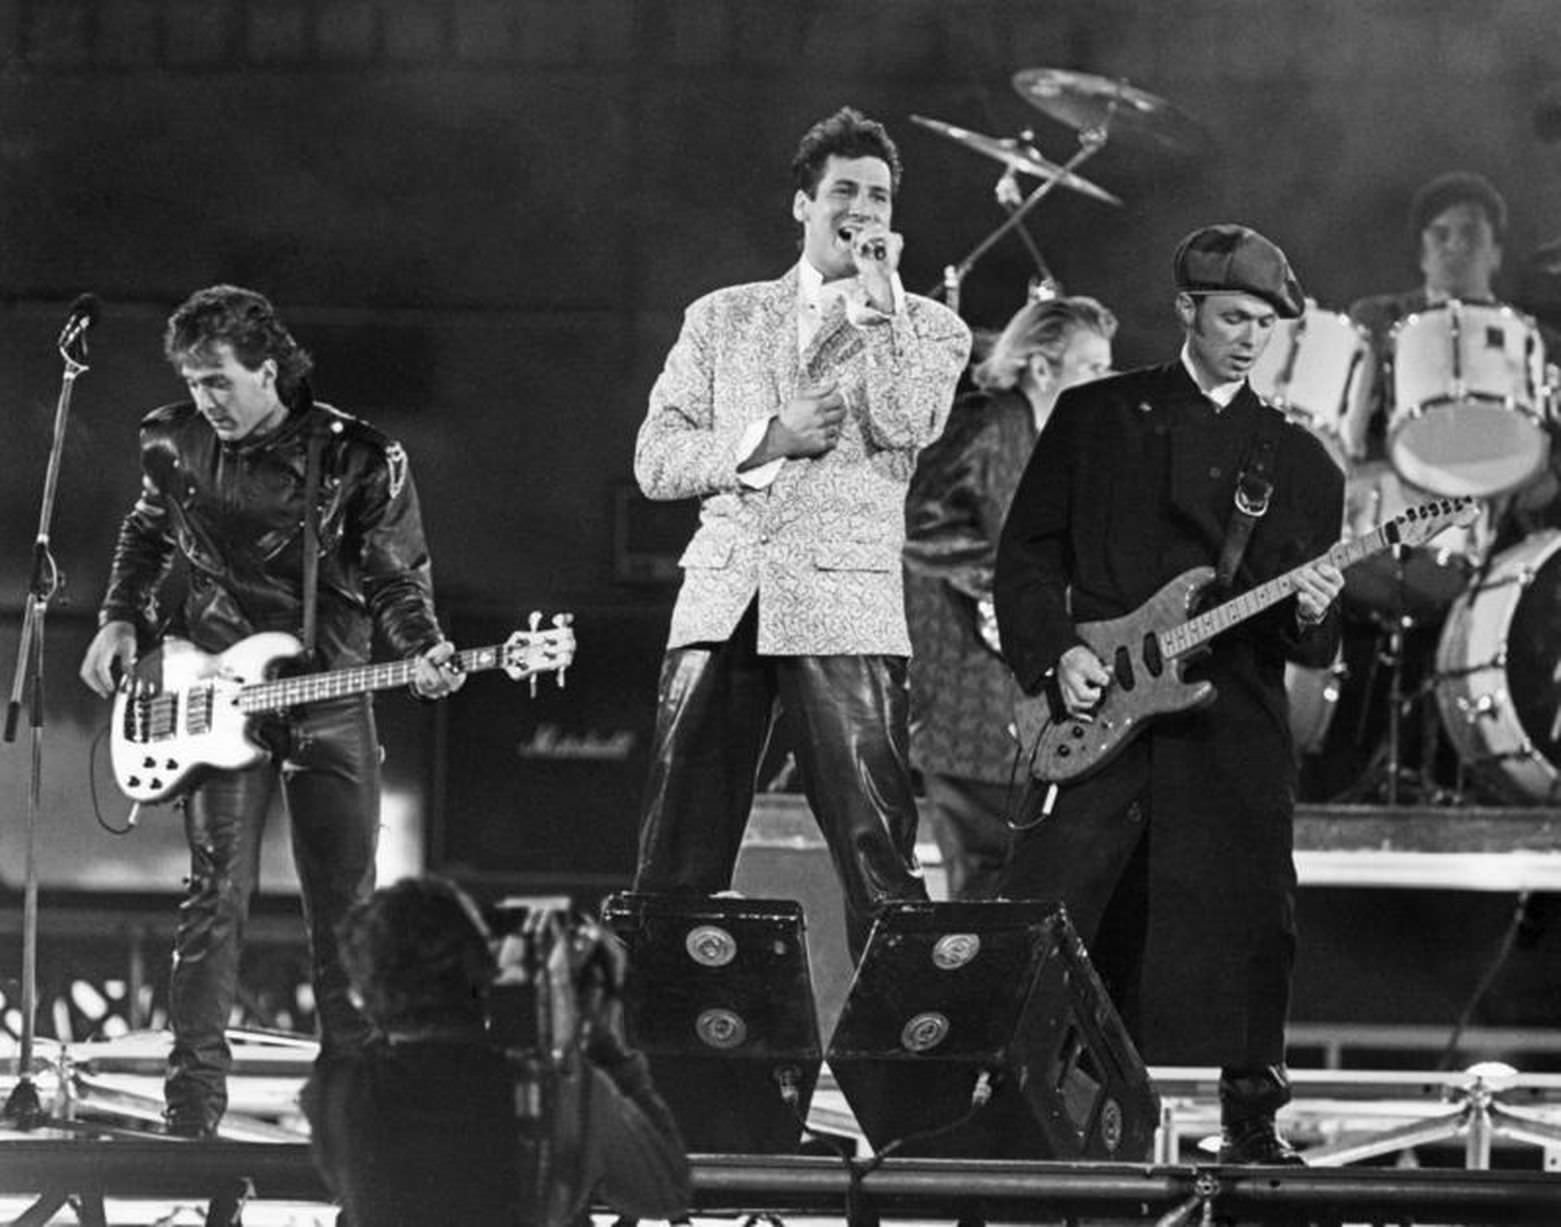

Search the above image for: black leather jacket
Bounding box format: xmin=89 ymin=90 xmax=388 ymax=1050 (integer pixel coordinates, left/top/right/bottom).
xmin=99 ymin=390 xmax=444 ymax=668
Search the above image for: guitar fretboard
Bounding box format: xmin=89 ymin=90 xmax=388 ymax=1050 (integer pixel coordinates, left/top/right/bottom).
xmin=237 ymin=645 xmax=506 ymax=714
xmin=1157 ymin=504 xmax=1465 ymax=658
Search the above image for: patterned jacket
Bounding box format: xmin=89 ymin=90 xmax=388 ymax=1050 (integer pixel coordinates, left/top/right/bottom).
xmin=904 ymin=388 xmax=1036 ymax=782
xmin=636 ymin=264 xmax=971 ymax=655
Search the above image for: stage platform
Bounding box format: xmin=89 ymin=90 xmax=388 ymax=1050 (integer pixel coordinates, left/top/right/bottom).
xmin=6 ymin=1032 xmax=1561 ymax=1223
xmin=2 ymin=1135 xmax=1561 ymax=1225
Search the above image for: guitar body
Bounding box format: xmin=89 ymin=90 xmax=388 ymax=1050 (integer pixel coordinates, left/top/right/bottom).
xmin=1012 ymin=567 xmax=1218 ymax=786
xmin=110 ymin=633 xmax=306 ymax=804
xmin=1009 ymin=495 xmax=1477 ymax=790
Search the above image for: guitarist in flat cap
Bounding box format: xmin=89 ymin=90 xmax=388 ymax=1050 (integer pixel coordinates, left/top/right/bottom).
xmin=995 ymin=225 xmax=1346 ymax=1165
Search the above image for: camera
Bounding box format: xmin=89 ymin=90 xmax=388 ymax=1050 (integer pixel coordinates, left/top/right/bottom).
xmin=485 ymin=897 xmax=621 ymax=1061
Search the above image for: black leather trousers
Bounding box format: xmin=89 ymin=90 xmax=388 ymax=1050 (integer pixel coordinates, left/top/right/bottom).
xmin=165 ymin=695 xmax=379 ymax=1133
xmin=635 ymin=605 xmax=928 ymax=958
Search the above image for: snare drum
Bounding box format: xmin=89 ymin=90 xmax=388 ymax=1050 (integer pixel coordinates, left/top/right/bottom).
xmin=1343 ymin=460 xmax=1492 ymax=624
xmin=1389 ymin=300 xmax=1549 ymax=498
xmin=1249 ymin=303 xmax=1374 ymax=470
xmin=1434 ymin=530 xmax=1561 ymax=804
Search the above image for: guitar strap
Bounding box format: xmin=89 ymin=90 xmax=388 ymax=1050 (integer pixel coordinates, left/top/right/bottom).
xmin=1214 ymin=406 xmax=1284 ymax=593
xmin=300 ymin=415 xmax=328 ymax=663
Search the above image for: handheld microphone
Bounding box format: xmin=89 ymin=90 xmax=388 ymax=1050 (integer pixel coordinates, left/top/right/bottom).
xmin=58 ymin=293 xmax=101 ymax=351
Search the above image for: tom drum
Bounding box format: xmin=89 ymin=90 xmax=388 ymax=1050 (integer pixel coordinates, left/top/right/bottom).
xmin=1249 ymin=302 xmax=1374 ymax=471
xmin=1389 ymin=300 xmax=1549 ymax=498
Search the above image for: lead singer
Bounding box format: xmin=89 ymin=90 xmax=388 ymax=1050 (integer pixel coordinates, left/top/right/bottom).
xmin=633 ymin=107 xmax=970 ymax=957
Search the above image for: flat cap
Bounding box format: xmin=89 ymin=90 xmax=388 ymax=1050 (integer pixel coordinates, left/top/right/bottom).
xmin=1173 ymin=223 xmax=1305 ymax=319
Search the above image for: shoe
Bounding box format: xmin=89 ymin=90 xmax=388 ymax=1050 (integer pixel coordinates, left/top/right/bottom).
xmin=1218 ymin=1115 xmax=1305 ymax=1165
xmin=164 ymin=1111 xmax=218 ymax=1139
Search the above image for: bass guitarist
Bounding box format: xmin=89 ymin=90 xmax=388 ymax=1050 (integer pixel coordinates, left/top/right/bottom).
xmin=993 ymin=226 xmax=1345 ymax=1165
xmin=78 ymin=284 xmax=465 ymax=1138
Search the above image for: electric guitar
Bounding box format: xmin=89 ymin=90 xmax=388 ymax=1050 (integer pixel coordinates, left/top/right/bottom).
xmin=1013 ymin=497 xmax=1479 ymax=787
xmin=110 ymin=616 xmax=576 ymax=804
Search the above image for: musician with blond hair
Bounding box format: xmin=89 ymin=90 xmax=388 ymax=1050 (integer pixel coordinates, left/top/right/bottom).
xmin=904 ymin=294 xmax=1117 ymax=899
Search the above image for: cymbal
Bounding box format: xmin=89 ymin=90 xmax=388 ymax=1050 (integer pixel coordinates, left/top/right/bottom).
xmin=910 ymin=114 xmax=1122 ymax=207
xmin=1011 ymin=68 xmax=1212 ymax=155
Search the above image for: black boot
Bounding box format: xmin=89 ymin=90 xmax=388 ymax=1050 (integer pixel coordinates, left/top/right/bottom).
xmin=1218 ymin=1065 xmax=1305 ymax=1165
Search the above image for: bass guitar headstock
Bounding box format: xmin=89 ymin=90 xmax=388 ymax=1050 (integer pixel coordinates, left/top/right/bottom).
xmin=503 ymin=612 xmax=576 ymax=693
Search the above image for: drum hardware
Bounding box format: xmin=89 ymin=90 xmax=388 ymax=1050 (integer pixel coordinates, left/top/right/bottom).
xmin=915 ymin=69 xmax=1205 ymax=314
xmin=911 ymin=102 xmax=1123 ymax=314
xmin=1333 ymin=615 xmax=1454 ymax=806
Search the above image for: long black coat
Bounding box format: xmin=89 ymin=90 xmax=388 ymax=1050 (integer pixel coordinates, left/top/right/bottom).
xmin=993 ymin=360 xmax=1344 ymax=1067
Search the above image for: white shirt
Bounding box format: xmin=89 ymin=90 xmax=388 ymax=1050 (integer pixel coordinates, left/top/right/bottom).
xmin=739 ymin=260 xmax=906 ymax=488
xmin=1179 ymin=343 xmax=1244 ymax=410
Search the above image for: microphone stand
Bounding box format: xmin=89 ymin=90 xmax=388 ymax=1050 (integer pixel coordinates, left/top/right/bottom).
xmin=3 ymin=322 xmax=91 ymax=1127
xmin=929 ymin=118 xmax=1114 ymax=312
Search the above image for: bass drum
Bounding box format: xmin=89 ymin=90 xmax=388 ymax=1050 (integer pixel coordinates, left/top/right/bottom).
xmin=1434 ymin=530 xmax=1561 ymax=803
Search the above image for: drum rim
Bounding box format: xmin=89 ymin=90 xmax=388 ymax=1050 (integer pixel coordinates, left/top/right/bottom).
xmin=1388 ymin=297 xmax=1540 ymax=339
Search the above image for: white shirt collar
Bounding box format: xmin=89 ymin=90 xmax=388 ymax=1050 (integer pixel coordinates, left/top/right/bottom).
xmin=1179 ymin=343 xmax=1244 ymax=409
xmin=798 ymin=258 xmax=851 ymax=310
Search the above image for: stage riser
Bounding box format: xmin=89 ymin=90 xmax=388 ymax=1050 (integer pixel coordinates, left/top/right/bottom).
xmin=1 ymin=1144 xmax=1559 ymax=1223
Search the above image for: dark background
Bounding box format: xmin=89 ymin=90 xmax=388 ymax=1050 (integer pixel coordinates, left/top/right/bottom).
xmin=1 ymin=1 xmax=1559 ymax=1046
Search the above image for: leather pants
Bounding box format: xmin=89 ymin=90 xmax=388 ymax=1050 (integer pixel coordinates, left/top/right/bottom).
xmin=636 ymin=605 xmax=928 ymax=959
xmin=165 ymin=695 xmax=379 ymax=1133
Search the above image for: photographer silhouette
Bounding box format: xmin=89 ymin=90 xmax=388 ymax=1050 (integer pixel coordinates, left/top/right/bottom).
xmin=301 ymin=876 xmax=690 ymax=1227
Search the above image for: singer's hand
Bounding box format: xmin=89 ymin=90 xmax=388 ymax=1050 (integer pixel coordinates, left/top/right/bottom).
xmin=772 ymin=378 xmax=847 ymax=458
xmin=845 ymin=221 xmax=903 ymax=312
xmin=80 ymin=620 xmax=138 ymax=699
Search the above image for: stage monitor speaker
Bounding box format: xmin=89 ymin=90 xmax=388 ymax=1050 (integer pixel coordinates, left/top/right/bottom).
xmin=601 ymin=892 xmax=822 ymax=1154
xmin=826 ymin=900 xmax=1159 ymax=1161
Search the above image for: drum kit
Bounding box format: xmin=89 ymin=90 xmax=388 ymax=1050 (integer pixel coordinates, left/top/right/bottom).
xmin=918 ymin=68 xmax=1561 ymax=807
xmin=1248 ymin=296 xmax=1559 ymax=805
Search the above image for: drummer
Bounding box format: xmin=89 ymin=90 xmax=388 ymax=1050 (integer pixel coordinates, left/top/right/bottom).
xmin=1344 ymin=170 xmax=1509 ymax=458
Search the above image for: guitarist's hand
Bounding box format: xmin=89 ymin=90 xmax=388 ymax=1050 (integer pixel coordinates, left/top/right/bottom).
xmin=1057 ymin=644 xmax=1112 ymax=716
xmin=80 ymin=620 xmax=138 ymax=699
xmin=411 ymin=639 xmax=466 ymax=700
xmin=1293 ymin=560 xmax=1344 ymax=627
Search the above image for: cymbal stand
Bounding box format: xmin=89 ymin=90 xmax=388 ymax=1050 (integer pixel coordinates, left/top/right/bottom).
xmin=929 ymin=119 xmax=1112 ymax=314
xmin=3 ymin=319 xmax=90 ymax=1127
xmin=994 ymin=160 xmax=1061 ymax=301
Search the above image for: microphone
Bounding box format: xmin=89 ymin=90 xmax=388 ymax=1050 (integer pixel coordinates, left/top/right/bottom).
xmin=841 ymin=226 xmax=888 ymax=263
xmin=58 ymin=292 xmax=101 ymax=351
